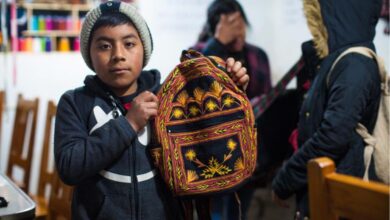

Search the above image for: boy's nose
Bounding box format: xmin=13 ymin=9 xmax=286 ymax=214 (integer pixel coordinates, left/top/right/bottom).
xmin=111 ymin=47 xmax=126 ymax=62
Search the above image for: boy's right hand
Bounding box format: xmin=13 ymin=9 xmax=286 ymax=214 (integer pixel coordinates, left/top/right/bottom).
xmin=126 ymin=91 xmax=158 ymax=132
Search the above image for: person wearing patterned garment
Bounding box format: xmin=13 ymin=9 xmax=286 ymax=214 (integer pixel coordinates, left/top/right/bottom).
xmin=54 ymin=1 xmax=250 ymax=219
xmin=191 ymin=1 xmax=272 ymax=219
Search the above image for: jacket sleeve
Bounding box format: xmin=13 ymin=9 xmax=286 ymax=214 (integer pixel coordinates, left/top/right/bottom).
xmin=201 ymin=38 xmax=230 ymax=58
xmin=255 ymin=48 xmax=272 ymax=94
xmin=54 ymin=91 xmax=138 ymax=185
xmin=272 ymin=55 xmax=378 ymax=199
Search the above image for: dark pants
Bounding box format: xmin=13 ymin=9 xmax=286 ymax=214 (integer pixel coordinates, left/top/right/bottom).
xmin=211 ymin=187 xmax=255 ymax=220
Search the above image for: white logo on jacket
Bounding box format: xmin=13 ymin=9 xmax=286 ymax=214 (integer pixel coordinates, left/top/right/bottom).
xmin=90 ymin=106 xmax=155 ymax=183
xmin=89 ymin=106 xmax=150 ymax=145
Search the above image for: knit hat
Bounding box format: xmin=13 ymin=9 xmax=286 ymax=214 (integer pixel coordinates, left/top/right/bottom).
xmin=80 ymin=1 xmax=153 ymax=70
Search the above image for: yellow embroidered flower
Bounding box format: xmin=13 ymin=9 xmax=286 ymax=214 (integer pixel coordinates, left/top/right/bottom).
xmin=189 ymin=106 xmax=200 ymax=116
xmin=187 ymin=170 xmax=199 ymax=183
xmin=200 ymin=157 xmax=232 ymax=178
xmin=177 ymin=91 xmax=189 ymax=106
xmin=210 ymin=81 xmax=223 ymax=96
xmin=234 ymin=158 xmax=245 ymax=171
xmin=193 ymin=87 xmax=205 ymax=102
xmin=227 ymin=139 xmax=237 ymax=151
xmin=205 ymin=100 xmax=218 ymax=112
xmin=172 ymin=108 xmax=184 ymax=119
xmin=223 ymin=96 xmax=235 ymax=107
xmin=185 ymin=150 xmax=196 ymax=161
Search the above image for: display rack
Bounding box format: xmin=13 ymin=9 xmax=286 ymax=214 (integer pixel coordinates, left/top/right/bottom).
xmin=18 ymin=2 xmax=92 ymax=51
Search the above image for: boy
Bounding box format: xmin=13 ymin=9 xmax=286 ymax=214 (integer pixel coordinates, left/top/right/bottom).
xmin=54 ymin=1 xmax=249 ymax=219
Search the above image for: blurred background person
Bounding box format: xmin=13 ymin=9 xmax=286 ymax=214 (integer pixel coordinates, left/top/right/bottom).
xmin=191 ymin=0 xmax=272 ymax=219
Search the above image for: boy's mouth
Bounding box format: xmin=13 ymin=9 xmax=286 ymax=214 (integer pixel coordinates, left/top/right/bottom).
xmin=110 ymin=68 xmax=129 ymax=74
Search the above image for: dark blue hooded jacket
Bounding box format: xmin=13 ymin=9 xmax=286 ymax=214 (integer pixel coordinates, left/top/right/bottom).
xmin=54 ymin=71 xmax=180 ymax=220
xmin=272 ymin=0 xmax=382 ymax=218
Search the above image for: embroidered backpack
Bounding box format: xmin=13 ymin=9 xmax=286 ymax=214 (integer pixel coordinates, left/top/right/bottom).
xmin=327 ymin=47 xmax=390 ymax=184
xmin=152 ymin=50 xmax=257 ymax=196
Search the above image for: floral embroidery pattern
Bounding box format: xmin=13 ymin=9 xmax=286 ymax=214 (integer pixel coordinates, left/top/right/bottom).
xmin=184 ymin=138 xmax=239 ymax=180
xmin=155 ymin=51 xmax=257 ymax=195
xmin=187 ymin=170 xmax=199 ymax=183
xmin=170 ymin=81 xmax=240 ymax=120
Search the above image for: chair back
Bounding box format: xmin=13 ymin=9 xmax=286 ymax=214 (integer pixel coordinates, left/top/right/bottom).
xmin=308 ymin=157 xmax=390 ymax=220
xmin=48 ymin=171 xmax=73 ymax=220
xmin=6 ymin=94 xmax=39 ymax=192
xmin=37 ymin=100 xmax=57 ymax=197
xmin=0 ymin=90 xmax=4 ymax=139
xmin=37 ymin=100 xmax=72 ymax=220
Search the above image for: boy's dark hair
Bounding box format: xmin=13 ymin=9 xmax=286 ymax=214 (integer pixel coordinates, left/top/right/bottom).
xmin=89 ymin=12 xmax=135 ymax=49
xmin=207 ymin=0 xmax=250 ymax=36
xmin=91 ymin=12 xmax=135 ymax=38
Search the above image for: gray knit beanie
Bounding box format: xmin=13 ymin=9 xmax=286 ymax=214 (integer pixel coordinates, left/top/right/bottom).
xmin=80 ymin=1 xmax=153 ymax=70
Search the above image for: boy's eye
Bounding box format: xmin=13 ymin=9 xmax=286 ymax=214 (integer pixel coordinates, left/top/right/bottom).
xmin=98 ymin=43 xmax=111 ymax=50
xmin=125 ymin=42 xmax=135 ymax=48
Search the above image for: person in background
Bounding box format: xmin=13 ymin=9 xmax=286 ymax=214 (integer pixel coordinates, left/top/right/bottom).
xmin=54 ymin=1 xmax=249 ymax=220
xmin=192 ymin=0 xmax=271 ymax=101
xmin=272 ymin=0 xmax=382 ymax=219
xmin=192 ymin=0 xmax=272 ymax=219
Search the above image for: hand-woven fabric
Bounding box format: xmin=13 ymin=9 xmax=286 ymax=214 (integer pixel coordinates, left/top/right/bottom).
xmin=152 ymin=50 xmax=257 ymax=196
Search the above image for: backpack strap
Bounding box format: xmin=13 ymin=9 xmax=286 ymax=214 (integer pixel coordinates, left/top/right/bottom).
xmin=326 ymin=46 xmax=387 ymax=87
xmin=327 ymin=46 xmax=388 ymax=181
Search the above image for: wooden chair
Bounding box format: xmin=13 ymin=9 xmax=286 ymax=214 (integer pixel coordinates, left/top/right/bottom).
xmin=48 ymin=172 xmax=73 ymax=220
xmin=6 ymin=94 xmax=39 ymax=192
xmin=308 ymin=157 xmax=390 ymax=220
xmin=31 ymin=100 xmax=57 ymax=219
xmin=33 ymin=100 xmax=72 ymax=220
xmin=0 ymin=90 xmax=4 ymax=139
xmin=32 ymin=101 xmax=72 ymax=219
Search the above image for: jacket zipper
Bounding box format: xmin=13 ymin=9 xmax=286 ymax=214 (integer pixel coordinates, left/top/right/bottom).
xmin=107 ymin=93 xmax=139 ymax=219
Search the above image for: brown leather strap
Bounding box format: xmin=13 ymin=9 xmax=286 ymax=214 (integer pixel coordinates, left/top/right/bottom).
xmin=181 ymin=199 xmax=194 ymax=220
xmin=234 ymin=192 xmax=242 ymax=220
xmin=195 ymin=198 xmax=211 ymax=220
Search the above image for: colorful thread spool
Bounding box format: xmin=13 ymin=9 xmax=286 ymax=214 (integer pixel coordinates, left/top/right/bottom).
xmin=38 ymin=16 xmax=46 ymax=31
xmin=73 ymin=38 xmax=80 ymax=51
xmin=58 ymin=37 xmax=70 ymax=52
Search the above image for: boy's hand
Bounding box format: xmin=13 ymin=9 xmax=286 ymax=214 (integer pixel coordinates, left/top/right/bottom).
xmin=126 ymin=91 xmax=158 ymax=132
xmin=226 ymin=57 xmax=249 ymax=90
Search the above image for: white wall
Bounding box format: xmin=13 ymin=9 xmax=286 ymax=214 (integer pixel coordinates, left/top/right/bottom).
xmin=0 ymin=0 xmax=389 ymax=195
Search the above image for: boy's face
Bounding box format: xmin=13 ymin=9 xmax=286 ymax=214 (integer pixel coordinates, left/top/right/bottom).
xmin=90 ymin=23 xmax=144 ymax=97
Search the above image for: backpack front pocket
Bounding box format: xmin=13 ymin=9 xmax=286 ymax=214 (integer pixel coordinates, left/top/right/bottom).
xmin=164 ymin=112 xmax=256 ymax=196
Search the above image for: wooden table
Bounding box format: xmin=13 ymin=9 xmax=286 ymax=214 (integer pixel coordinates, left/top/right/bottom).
xmin=0 ymin=173 xmax=35 ymax=220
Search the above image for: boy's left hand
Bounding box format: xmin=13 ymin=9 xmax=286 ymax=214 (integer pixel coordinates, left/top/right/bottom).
xmin=226 ymin=57 xmax=249 ymax=91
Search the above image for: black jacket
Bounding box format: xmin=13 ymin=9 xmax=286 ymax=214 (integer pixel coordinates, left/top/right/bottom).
xmin=55 ymin=71 xmax=180 ymax=219
xmin=272 ymin=0 xmax=382 ymax=218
